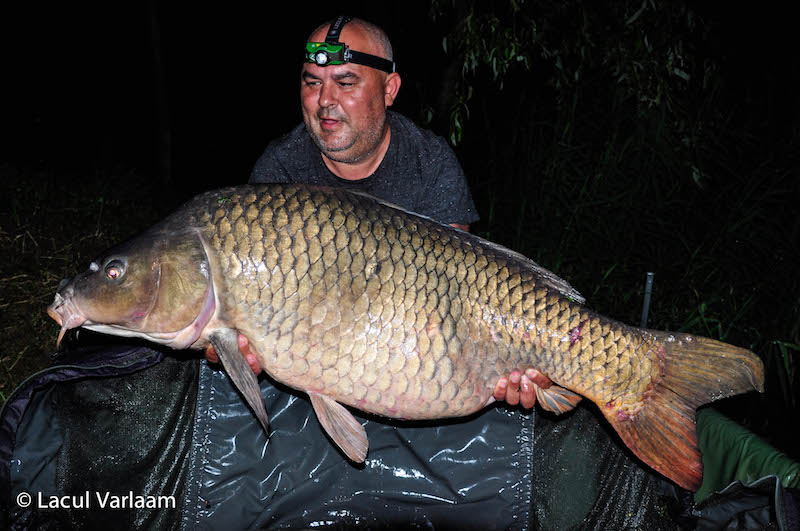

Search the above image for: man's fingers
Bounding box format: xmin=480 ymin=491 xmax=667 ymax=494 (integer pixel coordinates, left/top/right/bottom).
xmin=238 ymin=334 xmax=250 ymax=351
xmin=519 ymin=374 xmax=536 ymax=409
xmin=205 ymin=335 xmax=261 ymax=376
xmin=205 ymin=345 xmax=220 ymax=364
xmin=246 ymin=354 xmax=261 ymax=374
xmin=525 ymin=368 xmax=552 ymax=389
xmin=492 ymin=369 xmax=543 ymax=410
xmin=239 ymin=334 xmax=263 ymax=375
xmin=494 ymin=377 xmax=509 ymax=402
xmin=504 ymin=370 xmax=521 ymax=406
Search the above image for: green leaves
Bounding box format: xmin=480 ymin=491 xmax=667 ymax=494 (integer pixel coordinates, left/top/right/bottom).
xmin=435 ymin=0 xmax=709 ymax=147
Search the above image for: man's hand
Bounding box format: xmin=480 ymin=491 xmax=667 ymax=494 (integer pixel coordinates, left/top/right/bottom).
xmin=205 ymin=334 xmax=263 ymax=374
xmin=493 ymin=368 xmax=552 ymax=409
xmin=206 ymin=334 xmax=551 ymax=411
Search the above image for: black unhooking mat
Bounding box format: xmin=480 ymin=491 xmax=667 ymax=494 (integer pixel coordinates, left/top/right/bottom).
xmin=1 ymin=343 xmax=793 ymax=529
xmin=0 ymin=344 xmax=197 ymax=530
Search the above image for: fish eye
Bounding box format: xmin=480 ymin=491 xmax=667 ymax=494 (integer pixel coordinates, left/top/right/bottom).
xmin=105 ymin=260 xmax=126 ymax=281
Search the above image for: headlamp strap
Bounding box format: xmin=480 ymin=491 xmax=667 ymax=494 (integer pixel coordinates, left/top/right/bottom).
xmin=326 ymin=15 xmax=351 ymax=44
xmin=348 ymin=50 xmax=395 ymax=73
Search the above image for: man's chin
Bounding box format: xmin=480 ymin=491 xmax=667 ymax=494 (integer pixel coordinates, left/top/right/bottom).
xmin=311 ymin=135 xmax=358 ymax=162
xmin=321 ymin=148 xmax=361 ymax=164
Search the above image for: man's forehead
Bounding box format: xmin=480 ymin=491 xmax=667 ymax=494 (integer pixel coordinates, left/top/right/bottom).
xmin=309 ymin=23 xmax=378 ymax=57
xmin=302 ymin=62 xmax=363 ymax=78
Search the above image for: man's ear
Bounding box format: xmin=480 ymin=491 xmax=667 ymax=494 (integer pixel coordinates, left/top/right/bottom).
xmin=384 ymin=72 xmax=401 ymax=107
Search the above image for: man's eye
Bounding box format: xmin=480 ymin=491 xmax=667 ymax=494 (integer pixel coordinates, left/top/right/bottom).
xmin=338 ymin=82 xmax=354 ymax=87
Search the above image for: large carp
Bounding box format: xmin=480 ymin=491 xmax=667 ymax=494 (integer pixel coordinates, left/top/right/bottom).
xmin=48 ymin=184 xmax=763 ymax=491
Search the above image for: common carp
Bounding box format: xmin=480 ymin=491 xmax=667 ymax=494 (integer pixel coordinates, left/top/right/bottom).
xmin=47 ymin=184 xmax=764 ymax=491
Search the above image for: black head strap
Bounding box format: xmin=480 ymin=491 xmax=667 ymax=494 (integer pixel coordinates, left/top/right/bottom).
xmin=322 ymin=15 xmax=396 ymax=74
xmin=326 ymin=15 xmax=351 ymax=44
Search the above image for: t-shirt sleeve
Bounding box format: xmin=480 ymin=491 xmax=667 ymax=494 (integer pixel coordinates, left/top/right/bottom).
xmin=417 ymin=137 xmax=480 ymax=226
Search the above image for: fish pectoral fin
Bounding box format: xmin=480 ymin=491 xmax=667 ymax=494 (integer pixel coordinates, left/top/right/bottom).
xmin=535 ymin=384 xmax=582 ymax=414
xmin=308 ymin=391 xmax=368 ymax=463
xmin=210 ymin=329 xmax=270 ymax=435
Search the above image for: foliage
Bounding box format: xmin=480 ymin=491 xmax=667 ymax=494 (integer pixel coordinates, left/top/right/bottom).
xmin=431 ymin=0 xmax=706 ymax=149
xmin=429 ymin=0 xmax=800 ymax=453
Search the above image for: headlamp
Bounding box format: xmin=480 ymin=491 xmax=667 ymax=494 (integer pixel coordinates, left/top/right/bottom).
xmin=304 ymin=15 xmax=396 ymax=74
xmin=305 ymin=42 xmax=346 ymax=66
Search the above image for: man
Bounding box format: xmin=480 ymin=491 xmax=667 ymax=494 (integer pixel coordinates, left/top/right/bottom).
xmin=207 ymin=15 xmax=550 ymax=407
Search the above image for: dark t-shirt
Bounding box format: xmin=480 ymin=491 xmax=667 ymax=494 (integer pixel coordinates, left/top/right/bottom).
xmin=249 ymin=111 xmax=480 ymax=226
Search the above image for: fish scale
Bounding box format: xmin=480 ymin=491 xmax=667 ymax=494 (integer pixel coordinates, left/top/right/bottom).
xmin=199 ymin=186 xmax=659 ymax=419
xmin=48 ymin=183 xmax=764 ymax=491
xmin=206 ymin=187 xmax=503 ymax=416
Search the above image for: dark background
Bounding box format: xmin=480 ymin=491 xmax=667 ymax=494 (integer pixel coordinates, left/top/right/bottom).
xmin=2 ymin=3 xmax=796 ymax=192
xmin=1 ymin=1 xmax=798 ymax=458
xmin=2 ymin=2 xmax=447 ymax=190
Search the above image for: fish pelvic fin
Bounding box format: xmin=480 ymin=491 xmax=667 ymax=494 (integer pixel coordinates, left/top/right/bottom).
xmin=309 ymin=392 xmax=368 ymax=463
xmin=535 ymin=384 xmax=582 ymax=414
xmin=600 ymin=332 xmax=764 ymax=491
xmin=210 ymin=329 xmax=271 ymax=435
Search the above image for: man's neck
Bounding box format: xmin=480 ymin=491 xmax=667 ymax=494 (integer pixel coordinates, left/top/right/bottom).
xmin=322 ymin=125 xmax=392 ymax=181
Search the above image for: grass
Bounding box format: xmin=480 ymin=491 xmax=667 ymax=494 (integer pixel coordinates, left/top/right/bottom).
xmin=0 ymin=165 xmax=171 ymax=403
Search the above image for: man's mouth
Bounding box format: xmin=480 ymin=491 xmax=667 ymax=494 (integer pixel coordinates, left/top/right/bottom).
xmin=318 ymin=111 xmax=347 ymax=130
xmin=320 ymin=117 xmax=341 ymax=130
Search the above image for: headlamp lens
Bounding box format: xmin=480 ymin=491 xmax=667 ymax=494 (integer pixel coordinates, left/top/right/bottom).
xmin=314 ymin=51 xmax=328 ymax=65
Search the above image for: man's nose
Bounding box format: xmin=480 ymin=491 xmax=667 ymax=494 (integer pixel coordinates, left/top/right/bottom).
xmin=318 ymin=81 xmax=338 ymax=108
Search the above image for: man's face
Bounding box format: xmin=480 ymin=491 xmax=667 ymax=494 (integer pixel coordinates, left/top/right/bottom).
xmin=300 ymin=25 xmax=395 ymax=164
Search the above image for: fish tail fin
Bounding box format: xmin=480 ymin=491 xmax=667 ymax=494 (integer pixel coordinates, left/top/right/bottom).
xmin=599 ymin=332 xmax=764 ymax=491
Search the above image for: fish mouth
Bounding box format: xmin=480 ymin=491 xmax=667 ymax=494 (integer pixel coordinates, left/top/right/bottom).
xmin=47 ymin=289 xmax=87 ymax=348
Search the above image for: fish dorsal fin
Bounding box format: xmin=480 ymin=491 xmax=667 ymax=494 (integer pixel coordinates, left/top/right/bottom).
xmin=309 ymin=391 xmax=368 ymax=462
xmin=343 ymin=188 xmax=585 ymax=305
xmin=479 ymin=239 xmax=585 ymax=304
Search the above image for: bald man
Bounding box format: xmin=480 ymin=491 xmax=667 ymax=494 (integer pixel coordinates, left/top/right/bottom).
xmin=209 ymin=16 xmax=549 ymax=406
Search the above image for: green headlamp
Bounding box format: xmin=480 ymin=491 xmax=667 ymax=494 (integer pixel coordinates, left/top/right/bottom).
xmin=304 ymin=15 xmax=396 ymax=73
xmin=305 ymin=42 xmax=347 ymax=67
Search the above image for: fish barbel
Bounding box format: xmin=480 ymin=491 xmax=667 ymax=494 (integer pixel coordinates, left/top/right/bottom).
xmin=47 ymin=184 xmax=764 ymax=490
